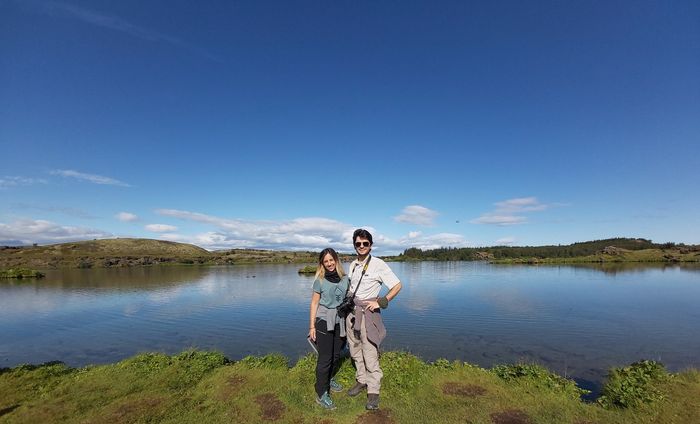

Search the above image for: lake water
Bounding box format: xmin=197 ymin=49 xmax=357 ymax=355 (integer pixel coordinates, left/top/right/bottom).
xmin=1 ymin=262 xmax=699 ymax=393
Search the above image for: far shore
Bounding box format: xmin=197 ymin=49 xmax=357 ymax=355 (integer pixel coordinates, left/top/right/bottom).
xmin=1 ymin=237 xmax=698 ymax=270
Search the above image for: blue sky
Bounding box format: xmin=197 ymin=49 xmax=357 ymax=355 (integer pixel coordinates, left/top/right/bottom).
xmin=1 ymin=0 xmax=699 ymax=254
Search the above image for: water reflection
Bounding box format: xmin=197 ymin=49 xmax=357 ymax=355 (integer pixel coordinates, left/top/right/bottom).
xmin=496 ymin=261 xmax=700 ymax=276
xmin=1 ymin=262 xmax=699 ymax=393
xmin=39 ymin=266 xmax=214 ymax=290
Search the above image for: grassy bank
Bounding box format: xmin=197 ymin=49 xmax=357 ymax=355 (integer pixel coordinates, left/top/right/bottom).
xmin=0 ymin=268 xmax=44 ymax=279
xmin=1 ymin=351 xmax=698 ymax=423
xmin=396 ymin=238 xmax=700 ymax=265
xmin=4 ymin=237 xmax=697 ymax=270
xmin=0 ymin=239 xmax=339 ymax=269
xmin=490 ymin=248 xmax=700 ymax=264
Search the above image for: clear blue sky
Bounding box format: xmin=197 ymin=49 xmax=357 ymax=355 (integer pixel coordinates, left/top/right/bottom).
xmin=2 ymin=0 xmax=699 ymax=254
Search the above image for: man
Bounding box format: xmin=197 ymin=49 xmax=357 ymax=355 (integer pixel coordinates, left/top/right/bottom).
xmin=345 ymin=228 xmax=402 ymax=410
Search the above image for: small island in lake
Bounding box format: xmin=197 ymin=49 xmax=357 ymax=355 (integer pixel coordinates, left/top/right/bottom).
xmin=297 ymin=265 xmax=317 ymax=274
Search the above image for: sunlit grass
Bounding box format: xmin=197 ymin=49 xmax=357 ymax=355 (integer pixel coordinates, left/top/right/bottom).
xmin=1 ymin=350 xmax=698 ymax=423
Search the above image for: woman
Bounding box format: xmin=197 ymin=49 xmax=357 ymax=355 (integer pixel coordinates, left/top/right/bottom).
xmin=308 ymin=247 xmax=349 ymax=410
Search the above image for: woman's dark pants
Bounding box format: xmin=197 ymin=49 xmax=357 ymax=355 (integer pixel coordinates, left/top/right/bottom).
xmin=315 ymin=318 xmax=344 ymax=397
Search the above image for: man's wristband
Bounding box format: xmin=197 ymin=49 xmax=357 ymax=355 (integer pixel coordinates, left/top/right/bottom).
xmin=378 ymin=296 xmax=389 ymax=309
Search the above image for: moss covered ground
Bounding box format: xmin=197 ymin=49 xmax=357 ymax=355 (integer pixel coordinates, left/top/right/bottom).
xmin=1 ymin=350 xmax=698 ymax=423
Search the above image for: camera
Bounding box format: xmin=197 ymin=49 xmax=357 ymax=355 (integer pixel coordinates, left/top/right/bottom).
xmin=336 ymin=297 xmax=354 ymax=318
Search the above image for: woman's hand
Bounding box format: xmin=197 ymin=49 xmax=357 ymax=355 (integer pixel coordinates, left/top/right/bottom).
xmin=309 ymin=327 xmax=316 ymax=342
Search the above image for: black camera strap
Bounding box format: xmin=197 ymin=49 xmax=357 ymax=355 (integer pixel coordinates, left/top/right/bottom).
xmin=345 ymin=255 xmax=371 ymax=301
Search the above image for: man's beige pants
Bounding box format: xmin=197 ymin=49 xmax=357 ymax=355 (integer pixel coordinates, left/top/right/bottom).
xmin=346 ymin=313 xmax=383 ymax=394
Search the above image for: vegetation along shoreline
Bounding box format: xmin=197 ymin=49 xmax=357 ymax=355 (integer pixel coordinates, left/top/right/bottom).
xmin=1 ymin=350 xmax=698 ymax=423
xmin=1 ymin=237 xmax=698 ymax=271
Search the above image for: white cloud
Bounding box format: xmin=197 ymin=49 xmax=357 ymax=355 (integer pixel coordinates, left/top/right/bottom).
xmin=394 ymin=205 xmax=439 ymax=226
xmin=155 ymin=209 xmax=356 ymax=251
xmin=0 ymin=176 xmax=48 ymax=189
xmin=51 ymin=169 xmax=130 ymax=187
xmin=471 ymin=197 xmax=557 ymax=226
xmin=0 ymin=219 xmax=112 ymax=246
xmin=145 ymin=224 xmax=178 ymax=233
xmin=154 ymin=208 xmax=468 ymax=254
xmin=495 ymin=237 xmax=516 ymax=246
xmin=471 ymin=215 xmax=527 ymax=226
xmin=116 ymin=212 xmax=139 ymax=222
xmin=494 ymin=197 xmax=548 ymax=212
xmin=393 ymin=232 xmax=471 ymax=251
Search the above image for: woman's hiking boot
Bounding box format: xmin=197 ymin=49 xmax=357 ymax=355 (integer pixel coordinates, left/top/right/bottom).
xmin=315 ymin=391 xmax=336 ymax=410
xmin=329 ymin=378 xmax=343 ymax=392
xmin=366 ymin=393 xmax=380 ymax=410
xmin=347 ymin=381 xmax=367 ymax=397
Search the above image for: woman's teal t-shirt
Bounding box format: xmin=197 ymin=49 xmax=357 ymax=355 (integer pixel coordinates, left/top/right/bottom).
xmin=313 ymin=276 xmax=349 ymax=309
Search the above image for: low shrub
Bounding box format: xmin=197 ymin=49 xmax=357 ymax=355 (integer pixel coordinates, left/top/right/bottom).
xmin=379 ymin=351 xmax=430 ymax=393
xmin=491 ymin=363 xmax=589 ymax=400
xmin=0 ymin=268 xmax=45 ymax=278
xmin=238 ymin=353 xmax=289 ymax=369
xmin=597 ymin=360 xmax=668 ymax=409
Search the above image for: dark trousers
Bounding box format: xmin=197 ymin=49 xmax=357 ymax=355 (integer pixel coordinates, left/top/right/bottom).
xmin=314 ymin=318 xmax=344 ymax=397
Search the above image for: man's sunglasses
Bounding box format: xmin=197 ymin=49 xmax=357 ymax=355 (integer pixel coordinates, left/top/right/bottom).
xmin=354 ymin=241 xmax=371 ymax=248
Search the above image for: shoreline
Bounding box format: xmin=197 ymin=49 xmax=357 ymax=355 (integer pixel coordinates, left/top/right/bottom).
xmin=2 ymin=237 xmax=698 ymax=270
xmin=2 ymin=349 xmax=698 ymax=423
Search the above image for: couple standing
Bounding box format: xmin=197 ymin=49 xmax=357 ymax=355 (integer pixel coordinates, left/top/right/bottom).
xmin=308 ymin=228 xmax=402 ymax=411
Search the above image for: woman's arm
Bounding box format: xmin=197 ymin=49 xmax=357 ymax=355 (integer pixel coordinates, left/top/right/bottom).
xmin=309 ymin=291 xmax=321 ymax=341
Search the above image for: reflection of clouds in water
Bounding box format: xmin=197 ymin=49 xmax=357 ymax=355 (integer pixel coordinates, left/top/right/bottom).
xmin=196 ymin=277 xmax=222 ymax=294
xmin=139 ymin=268 xmax=313 ymax=317
xmin=397 ymin=262 xmax=466 ymax=313
xmin=148 ymin=286 xmax=186 ymax=304
xmin=477 ymin=286 xmax=537 ymax=315
xmin=397 ymin=266 xmax=432 ymax=312
xmin=123 ymin=303 xmax=141 ymax=316
xmin=401 ymin=261 xmax=476 ymax=285
xmin=0 ymin=291 xmax=59 ymax=316
xmin=403 ymin=293 xmax=436 ymax=312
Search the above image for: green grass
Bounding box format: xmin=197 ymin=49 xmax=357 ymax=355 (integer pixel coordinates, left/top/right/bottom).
xmin=0 ymin=239 xmax=346 ymax=269
xmin=0 ymin=268 xmax=44 ymax=279
xmin=297 ymin=265 xmax=316 ymax=274
xmin=5 ymin=237 xmax=695 ymax=270
xmin=2 ymin=351 xmax=699 ymax=423
xmin=491 ymin=248 xmax=700 ymax=264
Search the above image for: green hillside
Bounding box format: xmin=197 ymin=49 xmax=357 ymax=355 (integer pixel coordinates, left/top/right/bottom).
xmin=2 ymin=237 xmax=698 ymax=269
xmin=0 ymin=239 xmax=338 ymax=269
xmin=0 ymin=238 xmax=212 ymax=269
xmin=397 ymin=238 xmax=700 ymax=263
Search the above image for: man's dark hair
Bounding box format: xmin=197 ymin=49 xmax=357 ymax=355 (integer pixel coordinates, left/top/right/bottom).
xmin=353 ymin=228 xmax=373 ymax=245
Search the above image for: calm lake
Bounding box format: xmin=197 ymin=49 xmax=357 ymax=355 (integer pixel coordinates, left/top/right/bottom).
xmin=2 ymin=262 xmax=699 ymax=393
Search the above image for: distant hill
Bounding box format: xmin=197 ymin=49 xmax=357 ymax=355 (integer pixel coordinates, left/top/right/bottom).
xmin=2 ymin=237 xmax=698 ymax=269
xmin=396 ymin=238 xmax=700 ymax=263
xmin=0 ymin=238 xmax=212 ymax=269
xmin=0 ymin=238 xmax=339 ymax=269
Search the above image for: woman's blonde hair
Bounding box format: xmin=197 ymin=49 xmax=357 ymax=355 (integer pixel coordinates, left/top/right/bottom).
xmin=315 ymin=248 xmax=345 ymax=281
